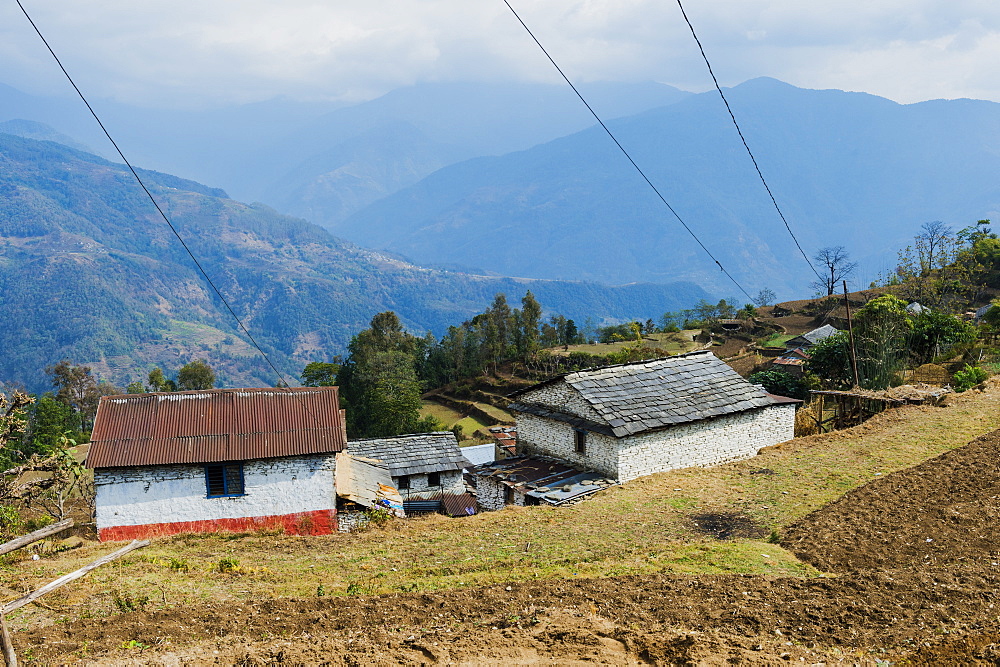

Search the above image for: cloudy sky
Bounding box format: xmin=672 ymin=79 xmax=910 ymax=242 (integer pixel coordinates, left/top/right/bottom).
xmin=2 ymin=0 xmax=999 ymax=109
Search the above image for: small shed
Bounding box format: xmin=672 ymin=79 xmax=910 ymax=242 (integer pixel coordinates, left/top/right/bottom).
xmin=348 ymin=432 xmax=471 ymax=511
xmin=470 ymin=456 xmax=617 ymax=511
xmin=87 ymin=387 xmax=347 ymax=541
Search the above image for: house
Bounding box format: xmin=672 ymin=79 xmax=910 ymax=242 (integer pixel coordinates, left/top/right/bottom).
xmin=506 ymin=351 xmax=797 ymax=483
xmin=87 ymin=387 xmax=347 ymax=541
xmin=785 ymin=324 xmax=839 ymax=350
xmin=347 ymin=432 xmax=473 ymax=514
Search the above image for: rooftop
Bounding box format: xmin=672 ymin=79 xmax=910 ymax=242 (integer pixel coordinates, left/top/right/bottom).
xmin=348 ymin=432 xmax=470 ymax=477
xmin=87 ymin=387 xmax=346 ymax=468
xmin=509 ymin=351 xmax=782 ymax=438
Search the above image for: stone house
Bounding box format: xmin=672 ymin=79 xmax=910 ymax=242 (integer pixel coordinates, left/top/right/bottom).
xmin=508 ymin=351 xmax=797 ymax=483
xmin=87 ymin=387 xmax=347 ymax=541
xmin=785 ymin=324 xmax=839 ymax=350
xmin=347 ymin=432 xmax=471 ymax=511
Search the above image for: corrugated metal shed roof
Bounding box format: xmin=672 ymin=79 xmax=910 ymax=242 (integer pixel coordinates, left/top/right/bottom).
xmin=509 ymin=351 xmax=781 ymax=438
xmin=87 ymin=387 xmax=346 ymax=468
xmin=347 ymin=432 xmax=469 ymax=477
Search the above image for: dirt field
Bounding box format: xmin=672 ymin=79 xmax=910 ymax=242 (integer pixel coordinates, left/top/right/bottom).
xmin=12 ymin=398 xmax=1000 ymax=663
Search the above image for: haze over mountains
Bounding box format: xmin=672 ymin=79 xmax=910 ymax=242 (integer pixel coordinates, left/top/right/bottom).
xmin=0 ymin=133 xmax=707 ymax=391
xmin=4 ymin=75 xmax=1000 ymax=387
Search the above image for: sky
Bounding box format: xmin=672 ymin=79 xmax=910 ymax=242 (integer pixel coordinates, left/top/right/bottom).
xmin=2 ymin=0 xmax=1000 ymax=109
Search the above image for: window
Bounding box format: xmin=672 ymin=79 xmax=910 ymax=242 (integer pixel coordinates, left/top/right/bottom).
xmin=205 ymin=463 xmax=245 ymax=497
xmin=574 ymin=429 xmax=587 ymax=454
xmin=397 ymin=475 xmax=410 ymax=490
xmin=427 ymin=472 xmax=441 ymax=487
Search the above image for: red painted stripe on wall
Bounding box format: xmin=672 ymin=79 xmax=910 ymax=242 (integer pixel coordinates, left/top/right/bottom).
xmin=98 ymin=509 xmax=337 ymax=541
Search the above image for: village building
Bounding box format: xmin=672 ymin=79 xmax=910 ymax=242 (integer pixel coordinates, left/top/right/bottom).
xmin=347 ymin=432 xmax=474 ymax=514
xmin=504 ymin=351 xmax=797 ymax=484
xmin=471 ymin=456 xmax=617 ymax=511
xmin=784 ymin=324 xmax=839 ymax=351
xmin=87 ymin=387 xmax=347 ymax=541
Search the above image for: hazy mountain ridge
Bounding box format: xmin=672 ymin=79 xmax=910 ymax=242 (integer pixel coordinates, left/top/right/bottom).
xmin=0 ymin=133 xmax=709 ymax=392
xmin=337 ymin=78 xmax=1000 ymax=295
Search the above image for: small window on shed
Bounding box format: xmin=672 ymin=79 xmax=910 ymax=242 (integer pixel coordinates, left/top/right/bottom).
xmin=397 ymin=475 xmax=410 ymax=490
xmin=574 ymin=429 xmax=587 ymax=454
xmin=205 ymin=463 xmax=245 ymax=497
xmin=427 ymin=471 xmax=441 ymax=487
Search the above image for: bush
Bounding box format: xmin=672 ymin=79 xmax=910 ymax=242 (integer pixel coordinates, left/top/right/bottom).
xmin=747 ymin=369 xmax=808 ymax=400
xmin=953 ymin=364 xmax=988 ymax=392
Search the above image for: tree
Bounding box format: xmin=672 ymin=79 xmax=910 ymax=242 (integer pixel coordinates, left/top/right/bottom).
xmin=519 ymin=291 xmax=542 ymax=355
xmin=301 ymin=360 xmax=341 ymax=387
xmin=812 ymin=247 xmax=858 ymax=296
xmin=753 ymin=287 xmax=777 ymax=308
xmin=177 ymin=360 xmax=216 ymax=391
xmin=147 ymin=367 xmax=176 ymax=392
xmin=747 ymin=369 xmax=808 ymax=401
xmin=908 ymin=311 xmax=976 ymax=365
xmin=915 ymin=221 xmax=953 ymax=276
xmin=805 ymin=332 xmax=853 ymax=389
xmin=45 ymin=360 xmax=117 ymax=430
xmin=854 ymin=295 xmax=912 ymax=389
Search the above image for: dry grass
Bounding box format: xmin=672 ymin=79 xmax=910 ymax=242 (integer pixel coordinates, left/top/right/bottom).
xmin=552 ymin=331 xmax=701 ymax=357
xmin=5 ymin=386 xmax=1000 ymax=632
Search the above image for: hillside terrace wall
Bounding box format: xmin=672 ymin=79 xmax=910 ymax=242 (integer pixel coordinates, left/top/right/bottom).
xmin=517 ymin=404 xmax=795 ymax=483
xmin=94 ymin=453 xmax=337 ymax=540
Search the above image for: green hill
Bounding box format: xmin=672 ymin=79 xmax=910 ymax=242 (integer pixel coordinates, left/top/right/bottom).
xmin=0 ymin=133 xmax=709 ymax=391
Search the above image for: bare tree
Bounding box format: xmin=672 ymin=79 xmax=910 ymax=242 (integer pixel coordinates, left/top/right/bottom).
xmin=753 ymin=287 xmax=776 ymax=308
xmin=812 ymin=246 xmax=858 ymax=296
xmin=915 ymin=221 xmax=954 ymax=276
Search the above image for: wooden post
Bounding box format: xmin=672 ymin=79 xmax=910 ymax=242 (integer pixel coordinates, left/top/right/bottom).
xmin=0 ymin=520 xmax=73 ymax=558
xmin=0 ymin=614 xmax=15 ymax=667
xmin=2 ymin=540 xmax=148 ymax=616
xmin=843 ymin=281 xmax=860 ymax=388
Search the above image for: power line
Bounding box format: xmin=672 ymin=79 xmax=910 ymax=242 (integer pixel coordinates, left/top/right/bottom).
xmin=673 ymin=0 xmax=823 ymax=283
xmin=501 ymin=0 xmax=753 ymax=302
xmin=13 ymin=0 xmax=298 ymax=389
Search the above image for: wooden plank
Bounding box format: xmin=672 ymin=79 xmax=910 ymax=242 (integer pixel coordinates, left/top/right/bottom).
xmin=2 ymin=540 xmax=149 ymax=616
xmin=0 ymin=614 xmax=15 ymax=667
xmin=0 ymin=520 xmax=73 ymax=557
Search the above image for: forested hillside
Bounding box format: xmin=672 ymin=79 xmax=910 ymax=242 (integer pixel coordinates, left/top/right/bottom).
xmin=0 ymin=133 xmax=708 ymax=391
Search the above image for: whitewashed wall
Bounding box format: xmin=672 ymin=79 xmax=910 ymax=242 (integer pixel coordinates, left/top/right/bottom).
xmin=94 ymin=453 xmax=336 ymax=531
xmin=517 ymin=404 xmax=795 ymax=483
xmin=394 ymin=469 xmax=465 ymax=500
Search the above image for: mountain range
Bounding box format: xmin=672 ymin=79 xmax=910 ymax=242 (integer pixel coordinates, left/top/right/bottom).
xmin=0 ymin=133 xmax=707 ymax=392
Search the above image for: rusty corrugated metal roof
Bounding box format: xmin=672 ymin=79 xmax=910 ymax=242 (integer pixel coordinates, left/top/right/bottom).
xmin=87 ymin=387 xmax=346 ymax=468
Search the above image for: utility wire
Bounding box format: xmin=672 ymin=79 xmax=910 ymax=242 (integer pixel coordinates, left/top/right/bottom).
xmin=502 ymin=0 xmax=753 ymax=301
xmin=673 ymin=0 xmax=823 ymax=283
xmin=14 ymin=0 xmax=302 ymax=391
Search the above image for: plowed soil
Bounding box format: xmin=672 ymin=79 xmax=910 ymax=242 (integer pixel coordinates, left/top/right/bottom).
xmin=19 ymin=430 xmax=1000 ymax=664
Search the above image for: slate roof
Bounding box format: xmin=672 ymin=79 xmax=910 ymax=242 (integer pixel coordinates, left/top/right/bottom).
xmin=347 ymin=432 xmax=470 ymax=477
xmin=786 ymin=324 xmax=839 ymax=348
xmin=509 ymin=351 xmax=782 ymax=438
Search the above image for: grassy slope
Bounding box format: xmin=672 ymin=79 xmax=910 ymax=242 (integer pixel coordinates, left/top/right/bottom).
xmin=6 ymin=384 xmax=1000 ymax=635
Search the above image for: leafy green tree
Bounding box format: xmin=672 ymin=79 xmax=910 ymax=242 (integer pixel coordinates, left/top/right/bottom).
xmin=337 ymin=311 xmax=425 ymax=438
xmin=908 ymin=311 xmax=976 ymax=364
xmin=519 ymin=291 xmax=542 ymax=354
xmin=125 ymin=381 xmax=146 ymax=394
xmin=805 ymin=332 xmax=853 ymax=389
xmin=300 ymin=361 xmax=341 ymax=387
xmin=853 ymin=295 xmax=912 ymax=389
xmin=147 ymin=367 xmax=176 ymax=392
xmin=28 ymin=393 xmax=83 ymax=455
xmin=177 ymin=360 xmax=216 ymax=391
xmin=45 ymin=360 xmax=118 ymax=430
xmin=747 ymin=369 xmax=808 ymax=401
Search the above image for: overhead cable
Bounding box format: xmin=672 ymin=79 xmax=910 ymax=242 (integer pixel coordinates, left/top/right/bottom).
xmin=673 ymin=0 xmax=823 ymax=283
xmin=501 ymin=0 xmax=753 ymax=301
xmin=14 ymin=0 xmax=299 ymax=389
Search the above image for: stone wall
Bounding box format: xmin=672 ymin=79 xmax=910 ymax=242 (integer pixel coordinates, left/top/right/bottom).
xmin=517 ymin=404 xmax=796 ymax=483
xmin=517 ymin=412 xmax=619 ymax=477
xmin=615 ymin=404 xmax=795 ymax=482
xmin=95 ymin=454 xmax=337 ymax=537
xmin=519 ymin=381 xmax=605 ymax=422
xmin=475 ymin=476 xmax=507 ymax=511
xmin=337 ymin=510 xmax=371 ymax=533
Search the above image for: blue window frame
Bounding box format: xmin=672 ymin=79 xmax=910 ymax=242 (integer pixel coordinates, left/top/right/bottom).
xmin=205 ymin=463 xmax=245 ymax=497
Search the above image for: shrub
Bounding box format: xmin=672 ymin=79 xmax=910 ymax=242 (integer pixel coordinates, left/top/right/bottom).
xmin=953 ymin=364 xmax=988 ymax=392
